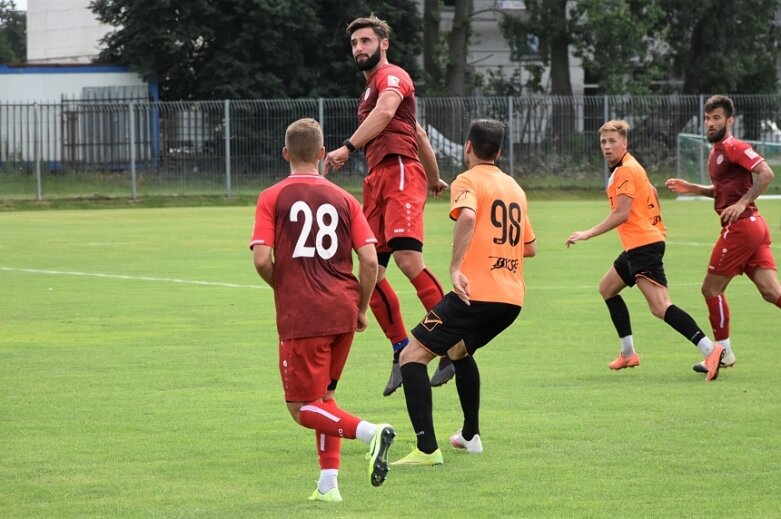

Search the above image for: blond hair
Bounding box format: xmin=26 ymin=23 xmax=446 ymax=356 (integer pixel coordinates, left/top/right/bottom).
xmin=284 ymin=118 xmax=323 ymax=163
xmin=599 ymin=119 xmax=630 ymax=138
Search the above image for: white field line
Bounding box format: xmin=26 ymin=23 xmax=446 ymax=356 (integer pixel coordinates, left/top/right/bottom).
xmin=0 ymin=266 xmax=704 ymax=292
xmin=0 ymin=267 xmax=269 ymax=290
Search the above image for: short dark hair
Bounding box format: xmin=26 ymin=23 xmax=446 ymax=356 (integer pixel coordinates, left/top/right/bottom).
xmin=347 ymin=14 xmax=391 ymax=40
xmin=467 ymin=119 xmax=505 ymax=160
xmin=704 ymin=95 xmax=735 ymax=118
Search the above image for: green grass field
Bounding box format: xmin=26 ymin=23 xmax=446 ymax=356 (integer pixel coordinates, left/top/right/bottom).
xmin=2 ymin=198 xmax=780 ymax=518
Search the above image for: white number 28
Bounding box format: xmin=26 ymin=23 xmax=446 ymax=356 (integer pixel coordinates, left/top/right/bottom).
xmin=290 ymin=201 xmax=339 ymax=259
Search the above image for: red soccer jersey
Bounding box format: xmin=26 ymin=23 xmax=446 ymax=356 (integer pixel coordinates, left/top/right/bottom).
xmin=708 ymin=135 xmax=765 ymax=221
xmin=250 ymin=174 xmax=377 ymax=340
xmin=357 ymin=63 xmax=418 ymax=171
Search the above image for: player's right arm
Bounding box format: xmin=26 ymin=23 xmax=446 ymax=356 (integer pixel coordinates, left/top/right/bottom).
xmin=665 ymin=178 xmax=715 ymax=198
xmin=355 ymin=243 xmax=378 ymax=332
xmin=565 ymin=194 xmax=631 ymax=247
xmin=253 ymin=244 xmax=274 ymax=287
xmin=450 ymin=207 xmax=476 ymax=305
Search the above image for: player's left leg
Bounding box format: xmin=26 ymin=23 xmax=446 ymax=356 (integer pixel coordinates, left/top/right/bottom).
xmin=749 ymin=267 xmax=781 ymax=307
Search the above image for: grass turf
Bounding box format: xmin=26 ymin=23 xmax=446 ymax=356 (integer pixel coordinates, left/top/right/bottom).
xmin=1 ymin=198 xmax=780 ymax=518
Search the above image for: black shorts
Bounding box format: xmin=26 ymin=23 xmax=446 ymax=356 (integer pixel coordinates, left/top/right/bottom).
xmin=410 ymin=292 xmax=521 ymax=356
xmin=613 ymin=241 xmax=668 ymax=287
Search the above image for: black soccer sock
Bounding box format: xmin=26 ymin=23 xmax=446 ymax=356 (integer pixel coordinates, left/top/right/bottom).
xmin=453 ymin=355 xmax=480 ymax=440
xmin=400 ymin=362 xmax=438 ymax=454
xmin=605 ymin=295 xmax=632 ymax=338
xmin=664 ymin=304 xmax=706 ymax=346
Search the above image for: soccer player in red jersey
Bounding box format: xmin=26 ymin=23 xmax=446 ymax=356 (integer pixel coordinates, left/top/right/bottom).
xmin=250 ymin=118 xmax=395 ymax=502
xmin=323 ymin=14 xmax=454 ymax=396
xmin=567 ymin=120 xmax=725 ymax=381
xmin=666 ymin=95 xmax=781 ymax=373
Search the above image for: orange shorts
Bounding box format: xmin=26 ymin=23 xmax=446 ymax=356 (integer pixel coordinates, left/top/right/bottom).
xmin=363 ymin=156 xmax=428 ymax=253
xmin=278 ymin=332 xmax=354 ymax=403
xmin=708 ymin=214 xmax=777 ymax=277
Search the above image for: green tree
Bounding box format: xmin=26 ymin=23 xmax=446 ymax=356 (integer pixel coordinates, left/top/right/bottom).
xmin=89 ymin=0 xmax=423 ymax=100
xmin=0 ymin=0 xmax=26 ymax=64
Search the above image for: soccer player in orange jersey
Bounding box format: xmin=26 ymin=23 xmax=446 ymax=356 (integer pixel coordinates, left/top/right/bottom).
xmin=666 ymin=95 xmax=781 ymax=374
xmin=565 ymin=119 xmax=725 ymax=381
xmin=251 ymin=119 xmax=395 ymax=501
xmin=323 ymin=15 xmax=453 ymax=396
xmin=390 ymin=119 xmax=537 ymax=465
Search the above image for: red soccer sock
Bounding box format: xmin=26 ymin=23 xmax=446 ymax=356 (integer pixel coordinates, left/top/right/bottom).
xmin=411 ymin=268 xmax=446 ymax=312
xmin=299 ymin=400 xmax=359 ymax=440
xmin=315 ymin=399 xmax=342 ymax=470
xmin=370 ymin=278 xmax=408 ymax=345
xmin=705 ymin=294 xmax=730 ymax=341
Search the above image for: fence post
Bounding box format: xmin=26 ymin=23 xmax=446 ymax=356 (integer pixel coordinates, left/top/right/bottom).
xmin=603 ymin=95 xmax=609 ymax=186
xmin=507 ymin=96 xmax=514 ymax=176
xmin=129 ymin=102 xmax=137 ymax=200
xmin=34 ymin=103 xmax=43 ymax=201
xmin=224 ymin=99 xmax=232 ymax=198
xmin=698 ymin=94 xmax=705 ymax=183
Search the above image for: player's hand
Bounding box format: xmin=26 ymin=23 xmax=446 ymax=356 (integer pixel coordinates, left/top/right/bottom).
xmin=323 ymin=147 xmax=350 ymax=177
xmin=429 ymin=178 xmax=449 ymax=199
xmin=565 ymin=231 xmax=590 ymax=248
xmin=665 ymin=178 xmax=691 ymax=194
xmin=720 ymin=201 xmax=747 ymax=225
xmin=356 ymin=311 xmax=369 ymax=332
xmin=451 ymin=269 xmax=470 ymax=305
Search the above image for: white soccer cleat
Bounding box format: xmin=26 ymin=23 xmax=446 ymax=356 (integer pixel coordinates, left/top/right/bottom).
xmin=449 ymin=430 xmax=483 ymax=454
xmin=692 ymin=349 xmax=735 ymax=373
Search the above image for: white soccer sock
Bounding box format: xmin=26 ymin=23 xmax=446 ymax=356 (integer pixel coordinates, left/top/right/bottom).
xmin=355 ymin=420 xmax=376 ymax=445
xmin=620 ymin=335 xmax=635 ymax=357
xmin=719 ymin=338 xmax=731 ymax=353
xmin=318 ymin=469 xmax=339 ymax=493
xmin=696 ymin=337 xmax=715 ymax=357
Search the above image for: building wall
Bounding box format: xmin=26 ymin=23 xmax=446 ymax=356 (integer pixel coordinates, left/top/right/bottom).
xmin=0 ymin=65 xmax=150 ymax=102
xmin=424 ymin=0 xmax=585 ymax=95
xmin=26 ymin=0 xmax=111 ymax=63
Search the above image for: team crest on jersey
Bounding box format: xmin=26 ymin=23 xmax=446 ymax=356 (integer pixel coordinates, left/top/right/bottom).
xmin=745 ymin=148 xmax=759 ymax=160
xmin=421 ymin=310 xmax=443 ymax=332
xmin=454 ymin=189 xmax=470 ymax=202
xmin=388 ymin=75 xmax=400 ymax=87
xmin=364 ymin=88 xmax=371 ymax=101
xmin=716 ymin=153 xmax=724 ymax=165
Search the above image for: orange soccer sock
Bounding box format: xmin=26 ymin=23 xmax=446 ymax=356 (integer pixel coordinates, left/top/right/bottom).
xmin=411 ymin=268 xmax=446 ymax=311
xmin=299 ymin=400 xmax=359 ymax=440
xmin=705 ymin=294 xmax=730 ymax=341
xmin=370 ymin=278 xmax=408 ymax=346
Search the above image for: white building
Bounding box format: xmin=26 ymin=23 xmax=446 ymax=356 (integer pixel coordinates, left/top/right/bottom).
xmin=26 ymin=0 xmax=112 ymax=64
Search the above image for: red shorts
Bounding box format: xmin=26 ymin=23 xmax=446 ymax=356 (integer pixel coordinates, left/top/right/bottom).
xmin=708 ymin=214 xmax=777 ymax=277
xmin=278 ymin=332 xmax=354 ymax=403
xmin=363 ymin=155 xmax=428 ymax=253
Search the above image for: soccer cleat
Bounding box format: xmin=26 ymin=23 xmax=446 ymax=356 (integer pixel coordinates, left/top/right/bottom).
xmin=608 ymin=352 xmax=640 ymax=370
xmin=308 ymin=487 xmax=343 ymax=503
xmin=390 ymin=448 xmax=444 ymax=466
xmin=704 ymin=343 xmax=726 ymax=382
xmin=383 ymin=362 xmax=403 ymax=396
xmin=449 ymin=430 xmax=483 ymax=454
xmin=367 ymin=424 xmax=395 ymax=487
xmin=430 ymin=356 xmax=456 ymax=387
xmin=693 ymin=349 xmax=735 ymax=374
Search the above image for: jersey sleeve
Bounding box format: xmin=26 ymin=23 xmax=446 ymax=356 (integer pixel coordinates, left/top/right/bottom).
xmin=612 ymin=166 xmax=636 ymax=199
xmin=449 ymin=175 xmax=477 ymax=220
xmin=727 ymin=140 xmax=765 ymax=172
xmin=348 ymin=195 xmax=378 ymax=250
xmin=249 ymin=191 xmax=275 ymax=250
xmin=375 ymin=65 xmax=414 ymax=100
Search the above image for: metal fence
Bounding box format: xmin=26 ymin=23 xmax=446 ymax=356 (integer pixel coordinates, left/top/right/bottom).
xmin=3 ymin=94 xmax=781 ymax=200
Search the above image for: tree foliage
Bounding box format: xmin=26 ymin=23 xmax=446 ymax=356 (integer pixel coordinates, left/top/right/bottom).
xmin=500 ymin=0 xmax=781 ymax=95
xmin=89 ymin=0 xmax=423 ymax=100
xmin=0 ymin=0 xmax=25 ymax=64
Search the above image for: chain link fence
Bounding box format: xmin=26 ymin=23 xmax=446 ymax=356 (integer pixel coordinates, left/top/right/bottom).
xmin=3 ymin=95 xmax=781 ymax=200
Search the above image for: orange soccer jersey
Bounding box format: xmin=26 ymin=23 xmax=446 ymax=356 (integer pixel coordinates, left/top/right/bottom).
xmin=607 ymin=152 xmax=666 ymax=251
xmin=449 ymin=164 xmax=535 ymax=306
